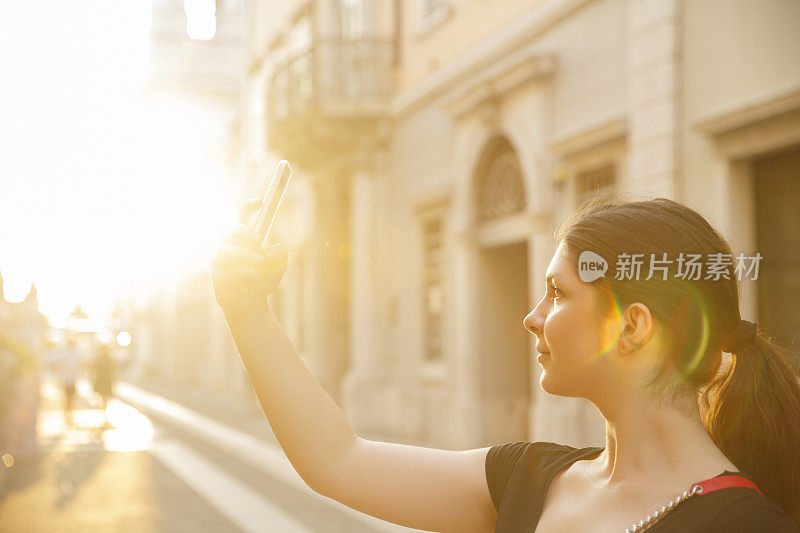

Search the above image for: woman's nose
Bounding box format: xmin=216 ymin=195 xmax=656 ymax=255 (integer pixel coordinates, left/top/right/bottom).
xmin=524 ymin=293 xmax=550 ymax=333
xmin=523 ymin=306 xmax=542 ymax=335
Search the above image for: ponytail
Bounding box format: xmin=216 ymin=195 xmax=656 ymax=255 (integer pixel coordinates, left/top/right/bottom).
xmin=700 ymin=332 xmax=800 ymax=528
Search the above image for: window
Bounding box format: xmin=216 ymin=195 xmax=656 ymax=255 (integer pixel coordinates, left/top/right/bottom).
xmin=474 ymin=138 xmax=526 ymax=223
xmin=422 ymin=217 xmax=444 ymax=362
xmin=575 ymin=164 xmax=615 ymax=205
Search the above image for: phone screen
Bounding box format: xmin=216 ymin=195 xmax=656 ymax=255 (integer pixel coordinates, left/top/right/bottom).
xmin=250 ymin=159 xmax=293 ymax=247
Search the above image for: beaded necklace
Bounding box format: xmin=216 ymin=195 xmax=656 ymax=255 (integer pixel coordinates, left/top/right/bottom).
xmin=625 ymin=474 xmax=763 ymax=532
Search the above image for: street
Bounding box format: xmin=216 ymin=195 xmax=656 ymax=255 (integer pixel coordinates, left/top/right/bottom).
xmin=0 ymin=380 xmax=428 ymax=533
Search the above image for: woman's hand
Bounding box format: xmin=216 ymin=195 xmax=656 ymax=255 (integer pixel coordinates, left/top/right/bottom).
xmin=211 ymin=198 xmax=288 ymax=321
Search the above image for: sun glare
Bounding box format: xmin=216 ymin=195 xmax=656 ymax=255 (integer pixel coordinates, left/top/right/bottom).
xmin=185 ymin=0 xmax=217 ymax=41
xmin=0 ymin=1 xmax=236 ymax=327
xmin=103 ymin=400 xmax=155 ymax=452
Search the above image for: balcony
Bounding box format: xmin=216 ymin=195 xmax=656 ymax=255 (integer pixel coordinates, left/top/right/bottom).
xmin=266 ymin=38 xmax=395 ymax=167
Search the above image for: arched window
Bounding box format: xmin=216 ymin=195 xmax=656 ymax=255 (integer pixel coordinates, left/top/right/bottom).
xmin=474 ymin=137 xmax=526 ymax=223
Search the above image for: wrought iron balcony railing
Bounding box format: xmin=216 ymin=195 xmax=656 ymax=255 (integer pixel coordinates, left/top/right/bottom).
xmin=268 ymin=37 xmax=395 ymax=123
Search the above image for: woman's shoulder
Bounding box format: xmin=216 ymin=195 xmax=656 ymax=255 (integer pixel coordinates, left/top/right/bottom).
xmin=485 ymin=440 xmax=603 ymax=512
xmin=487 ymin=440 xmax=602 ymax=469
xmin=491 ymin=440 xmax=596 ymax=454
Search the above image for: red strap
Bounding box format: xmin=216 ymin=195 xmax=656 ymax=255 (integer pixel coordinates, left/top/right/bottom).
xmin=693 ymin=475 xmax=764 ymax=497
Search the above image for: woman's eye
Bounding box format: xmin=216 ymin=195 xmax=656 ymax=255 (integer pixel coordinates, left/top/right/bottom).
xmin=548 ymin=283 xmax=561 ymax=298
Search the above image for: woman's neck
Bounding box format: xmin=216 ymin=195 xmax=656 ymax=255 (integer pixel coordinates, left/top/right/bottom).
xmin=587 ymin=394 xmax=738 ymax=487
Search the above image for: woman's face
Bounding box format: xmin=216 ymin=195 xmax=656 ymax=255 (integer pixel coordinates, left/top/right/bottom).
xmin=523 ymin=241 xmax=617 ymax=397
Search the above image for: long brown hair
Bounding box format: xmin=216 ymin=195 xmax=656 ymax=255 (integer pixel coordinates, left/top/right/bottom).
xmin=556 ymin=194 xmax=800 ymax=525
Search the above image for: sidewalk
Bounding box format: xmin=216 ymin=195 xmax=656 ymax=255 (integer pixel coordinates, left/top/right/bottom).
xmin=2 ymin=377 xmax=428 ymax=533
xmin=122 ymin=376 xmax=278 ymax=447
xmin=0 ymin=378 xmax=244 ymax=533
xmin=115 ymin=379 xmax=429 ymax=533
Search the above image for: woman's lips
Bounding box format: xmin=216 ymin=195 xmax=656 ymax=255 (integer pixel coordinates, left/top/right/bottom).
xmin=536 ymin=349 xmax=550 ymax=361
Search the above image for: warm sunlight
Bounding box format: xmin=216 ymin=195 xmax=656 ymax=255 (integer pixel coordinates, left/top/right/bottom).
xmin=103 ymin=400 xmax=155 ymax=453
xmin=2 ymin=2 xmax=798 ymax=532
xmin=185 ymin=0 xmax=218 ymax=41
xmin=0 ymin=1 xmax=237 ymax=326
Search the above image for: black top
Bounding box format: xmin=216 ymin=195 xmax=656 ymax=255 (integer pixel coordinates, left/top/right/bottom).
xmin=485 ymin=441 xmax=798 ymax=532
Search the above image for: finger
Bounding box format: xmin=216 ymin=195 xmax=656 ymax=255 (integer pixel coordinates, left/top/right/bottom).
xmin=213 ymin=243 xmax=264 ymax=267
xmin=227 ymin=223 xmax=264 ymax=251
xmin=214 ymin=241 xmax=262 ymax=260
xmin=213 ymin=260 xmax=259 ymax=283
xmin=236 ymin=198 xmax=262 ymax=225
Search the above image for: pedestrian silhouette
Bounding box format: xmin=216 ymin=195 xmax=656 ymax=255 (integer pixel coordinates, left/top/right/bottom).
xmin=59 ymin=337 xmax=82 ymax=426
xmin=91 ymin=342 xmax=115 ymax=416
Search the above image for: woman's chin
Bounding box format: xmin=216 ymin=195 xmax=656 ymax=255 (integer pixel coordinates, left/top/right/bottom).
xmin=539 ymin=371 xmax=568 ymax=396
xmin=539 ymin=372 xmax=556 ymax=394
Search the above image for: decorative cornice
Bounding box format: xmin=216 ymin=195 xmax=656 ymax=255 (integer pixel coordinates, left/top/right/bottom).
xmin=549 ymin=116 xmax=627 ymax=159
xmin=412 ymin=186 xmax=453 ymax=214
xmin=694 ymin=87 xmax=800 ymax=136
xmin=475 ymin=210 xmax=554 ymax=248
xmin=442 ymin=52 xmax=556 ymax=118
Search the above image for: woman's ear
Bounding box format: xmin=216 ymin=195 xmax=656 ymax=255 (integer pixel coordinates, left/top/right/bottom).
xmin=617 ymin=302 xmax=653 ymax=355
xmin=618 ymin=336 xmax=642 ymax=356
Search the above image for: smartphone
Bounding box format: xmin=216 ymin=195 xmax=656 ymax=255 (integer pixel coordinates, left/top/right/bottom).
xmin=249 ymin=159 xmax=293 ymax=247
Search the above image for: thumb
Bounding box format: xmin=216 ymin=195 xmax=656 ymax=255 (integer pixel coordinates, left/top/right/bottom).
xmin=237 ymin=198 xmax=262 ymax=225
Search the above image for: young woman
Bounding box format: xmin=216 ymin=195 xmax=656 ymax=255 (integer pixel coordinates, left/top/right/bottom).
xmin=211 ymin=195 xmax=800 ymax=532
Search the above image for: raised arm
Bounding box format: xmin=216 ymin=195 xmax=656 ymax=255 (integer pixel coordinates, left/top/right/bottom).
xmin=211 ymin=200 xmax=497 ymax=532
xmin=225 ymin=306 xmax=497 ymax=532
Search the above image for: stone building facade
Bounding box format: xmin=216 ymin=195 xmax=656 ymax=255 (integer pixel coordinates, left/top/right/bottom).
xmin=0 ymin=274 xmax=46 ymax=457
xmin=229 ymin=0 xmax=800 ymax=450
xmin=0 ymin=274 xmax=46 ymax=358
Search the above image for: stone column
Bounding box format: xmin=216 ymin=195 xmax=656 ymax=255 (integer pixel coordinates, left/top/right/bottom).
xmin=627 ymin=0 xmax=682 ymax=198
xmin=304 ymin=172 xmax=350 ymax=405
xmin=449 ymin=228 xmax=484 ymax=448
xmin=342 ymin=150 xmax=391 ymax=438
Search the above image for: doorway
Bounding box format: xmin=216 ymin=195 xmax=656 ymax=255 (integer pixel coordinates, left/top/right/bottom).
xmin=754 ymin=145 xmax=800 ymax=358
xmin=478 ymin=241 xmax=531 ymax=443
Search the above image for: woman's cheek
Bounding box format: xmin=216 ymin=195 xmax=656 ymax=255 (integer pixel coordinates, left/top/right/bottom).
xmin=543 ymin=306 xmax=563 ymax=345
